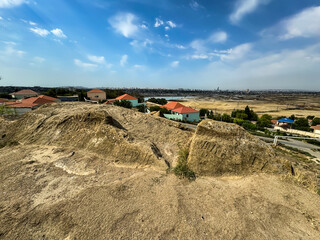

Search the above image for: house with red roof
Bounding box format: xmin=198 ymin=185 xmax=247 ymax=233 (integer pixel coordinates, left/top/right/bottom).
xmin=161 ymin=101 xmax=200 ymax=122
xmin=87 ymin=89 xmax=106 ymax=101
xmin=10 ymin=89 xmax=39 ymax=99
xmin=5 ymin=95 xmax=60 ymax=115
xmin=105 ymin=94 xmax=144 ymax=107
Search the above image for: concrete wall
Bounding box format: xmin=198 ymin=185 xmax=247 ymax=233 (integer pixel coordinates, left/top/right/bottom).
xmin=87 ymin=92 xmax=106 ymax=101
xmin=13 ymin=108 xmax=31 ymax=115
xmin=275 ymin=126 xmax=320 ymax=138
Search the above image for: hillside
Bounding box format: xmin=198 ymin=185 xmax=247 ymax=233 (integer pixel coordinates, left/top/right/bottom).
xmin=0 ymin=103 xmax=319 ymax=239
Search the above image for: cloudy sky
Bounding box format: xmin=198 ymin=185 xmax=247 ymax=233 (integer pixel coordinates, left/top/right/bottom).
xmin=0 ymin=0 xmax=320 ymax=90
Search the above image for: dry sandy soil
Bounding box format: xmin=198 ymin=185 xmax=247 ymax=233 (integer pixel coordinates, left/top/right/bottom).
xmin=180 ymin=94 xmax=320 ymax=118
xmin=0 ymin=103 xmax=320 ymax=239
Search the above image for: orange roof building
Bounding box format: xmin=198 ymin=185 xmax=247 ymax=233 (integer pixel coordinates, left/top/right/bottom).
xmin=87 ymin=89 xmax=106 ymax=101
xmin=10 ymin=89 xmax=39 ymax=99
xmin=161 ymin=101 xmax=199 ymax=122
xmin=116 ymin=94 xmax=137 ymax=100
xmin=172 ymin=106 xmax=199 ymax=114
xmin=5 ymin=95 xmax=59 ymax=115
xmin=161 ymin=101 xmax=185 ymax=111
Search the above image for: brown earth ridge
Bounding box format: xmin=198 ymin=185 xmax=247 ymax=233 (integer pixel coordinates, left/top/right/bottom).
xmin=0 ymin=102 xmax=319 ymax=239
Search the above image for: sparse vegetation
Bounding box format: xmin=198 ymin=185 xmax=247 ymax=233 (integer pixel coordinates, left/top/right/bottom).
xmin=173 ymin=149 xmax=196 ymax=181
xmin=148 ymin=98 xmax=167 ymax=105
xmin=113 ymin=100 xmax=132 ymax=109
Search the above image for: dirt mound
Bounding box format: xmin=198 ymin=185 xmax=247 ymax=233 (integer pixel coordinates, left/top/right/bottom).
xmin=0 ymin=103 xmax=192 ymax=169
xmin=188 ymin=119 xmax=291 ymax=176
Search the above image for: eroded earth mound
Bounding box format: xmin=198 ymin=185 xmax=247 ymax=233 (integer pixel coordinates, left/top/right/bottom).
xmin=188 ymin=119 xmax=291 ymax=176
xmin=0 ymin=103 xmax=319 ymax=239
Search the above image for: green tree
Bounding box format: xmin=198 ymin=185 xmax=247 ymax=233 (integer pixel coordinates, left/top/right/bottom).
xmin=199 ymin=108 xmax=209 ymax=117
xmin=312 ymin=117 xmax=320 ymax=126
xmin=148 ymin=98 xmax=167 ymax=105
xmin=293 ymin=118 xmax=310 ymax=131
xmin=257 ymin=114 xmax=272 ymax=128
xmin=136 ymin=105 xmax=146 ymax=113
xmin=236 ymin=112 xmax=248 ymax=120
xmin=114 ymin=100 xmax=132 ymax=109
xmin=149 ymin=106 xmax=161 ymax=112
xmin=244 ymin=106 xmax=252 ymax=120
xmin=221 ymin=113 xmax=232 ymax=122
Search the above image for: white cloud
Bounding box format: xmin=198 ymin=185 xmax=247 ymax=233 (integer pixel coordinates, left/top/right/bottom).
xmin=209 ymin=31 xmax=228 ymax=43
xmin=230 ymin=0 xmax=270 ymax=24
xmin=29 ymin=21 xmax=36 ymax=26
xmin=190 ymin=0 xmax=201 ymax=10
xmin=120 ymin=54 xmax=128 ymax=66
xmin=0 ymin=16 xmax=3 ymax=20
xmin=165 ymin=26 xmax=170 ymax=31
xmin=109 ymin=13 xmax=139 ymax=38
xmin=51 ymin=28 xmax=67 ymax=38
xmin=74 ymin=59 xmax=97 ymax=69
xmin=165 ymin=34 xmax=169 ymax=38
xmin=0 ymin=0 xmax=27 ymax=8
xmin=192 ymin=54 xmax=209 ymax=59
xmin=2 ymin=45 xmax=26 ymax=57
xmin=190 ymin=39 xmax=206 ymax=52
xmin=88 ymin=55 xmax=105 ymax=64
xmin=171 ymin=61 xmax=179 ymax=67
xmin=175 ymin=44 xmax=186 ymax=49
xmin=33 ymin=56 xmax=45 ymax=63
xmin=30 ymin=27 xmax=50 ymax=37
xmin=199 ymin=43 xmax=320 ymax=90
xmin=219 ymin=43 xmax=252 ymax=61
xmin=154 ymin=18 xmax=164 ymax=27
xmin=140 ymin=24 xmax=148 ymax=29
xmin=279 ymin=6 xmax=320 ymax=40
xmin=166 ymin=21 xmax=176 ymax=28
xmin=133 ymin=64 xmax=145 ymax=70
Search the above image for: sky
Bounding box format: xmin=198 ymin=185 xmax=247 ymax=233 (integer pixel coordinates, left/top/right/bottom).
xmin=0 ymin=0 xmax=320 ymax=90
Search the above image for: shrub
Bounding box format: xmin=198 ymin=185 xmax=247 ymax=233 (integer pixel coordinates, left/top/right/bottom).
xmin=199 ymin=108 xmax=209 ymax=117
xmin=113 ymin=100 xmax=132 ymax=109
xmin=159 ymin=108 xmax=170 ymax=116
xmin=221 ymin=113 xmax=232 ymax=122
xmin=312 ymin=117 xmax=320 ymax=126
xmin=149 ymin=106 xmax=161 ymax=112
xmin=257 ymin=114 xmax=272 ymax=128
xmin=293 ymin=118 xmax=311 ymax=131
xmin=136 ymin=105 xmax=146 ymax=113
xmin=173 ymin=149 xmax=196 ymax=181
xmin=148 ymin=98 xmax=167 ymax=105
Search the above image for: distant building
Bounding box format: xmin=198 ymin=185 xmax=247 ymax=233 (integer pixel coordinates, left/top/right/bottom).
xmin=0 ymin=98 xmax=9 ymax=105
xmin=5 ymin=95 xmax=60 ymax=115
xmin=115 ymin=94 xmax=140 ymax=107
xmin=87 ymin=89 xmax=106 ymax=101
xmin=310 ymin=125 xmax=320 ymax=135
xmin=161 ymin=101 xmax=200 ymax=122
xmin=274 ymin=118 xmax=294 ymax=130
xmin=10 ymin=89 xmax=39 ymax=99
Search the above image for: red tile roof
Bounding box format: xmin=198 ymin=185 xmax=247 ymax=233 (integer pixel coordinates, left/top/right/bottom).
xmin=271 ymin=120 xmax=278 ymax=124
xmin=311 ymin=125 xmax=320 ymax=130
xmin=38 ymin=95 xmax=60 ymax=102
xmin=116 ymin=94 xmax=137 ymax=100
xmin=10 ymin=89 xmax=39 ymax=95
xmin=88 ymin=89 xmax=105 ymax=93
xmin=0 ymin=98 xmax=9 ymax=103
xmin=172 ymin=106 xmax=199 ymax=114
xmin=5 ymin=96 xmax=55 ymax=108
xmin=161 ymin=102 xmax=185 ymax=110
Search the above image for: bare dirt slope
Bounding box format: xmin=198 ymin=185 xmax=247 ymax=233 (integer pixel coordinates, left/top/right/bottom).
xmin=188 ymin=120 xmax=291 ymax=176
xmin=0 ymin=103 xmax=320 ymax=239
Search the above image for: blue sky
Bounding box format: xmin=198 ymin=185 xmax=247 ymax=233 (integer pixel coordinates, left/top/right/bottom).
xmin=0 ymin=0 xmax=320 ymax=90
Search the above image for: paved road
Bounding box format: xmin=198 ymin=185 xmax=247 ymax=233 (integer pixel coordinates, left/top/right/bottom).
xmin=180 ymin=123 xmax=320 ymax=161
xmin=258 ymin=136 xmax=320 ymax=160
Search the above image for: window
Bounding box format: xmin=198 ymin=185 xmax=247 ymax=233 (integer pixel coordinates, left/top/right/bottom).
xmin=186 ymin=114 xmax=189 ymax=117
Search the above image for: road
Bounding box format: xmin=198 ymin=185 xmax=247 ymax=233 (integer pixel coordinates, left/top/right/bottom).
xmin=180 ymin=123 xmax=320 ymax=161
xmin=258 ymin=136 xmax=320 ymax=160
